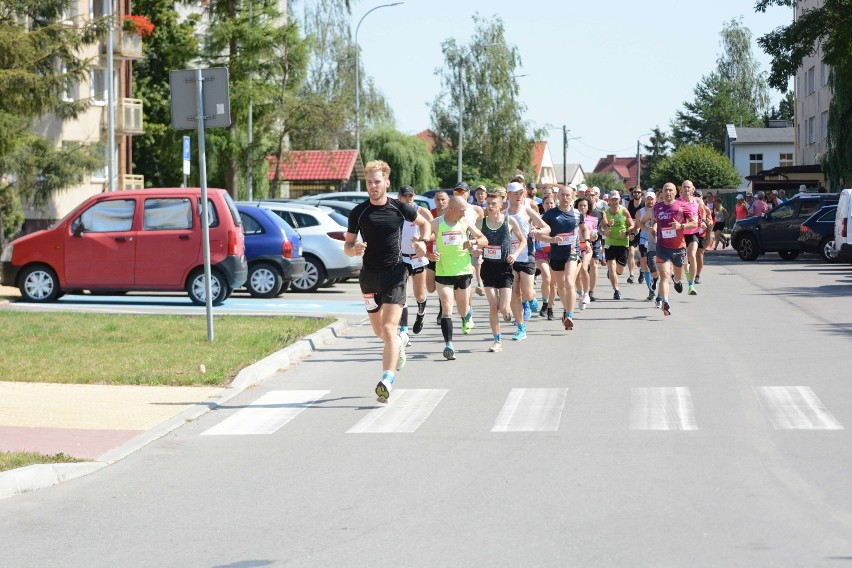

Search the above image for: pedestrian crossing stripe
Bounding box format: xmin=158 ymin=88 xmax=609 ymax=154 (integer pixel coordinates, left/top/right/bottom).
xmin=491 ymin=388 xmax=568 ymax=432
xmin=346 ymin=389 xmax=449 ymax=434
xmin=630 ymin=387 xmax=698 ymax=431
xmin=754 ymin=386 xmax=844 ymax=430
xmin=200 ymin=390 xmax=330 ymax=436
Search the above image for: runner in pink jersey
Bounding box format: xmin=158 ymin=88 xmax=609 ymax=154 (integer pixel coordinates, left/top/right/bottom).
xmin=678 ymin=180 xmax=702 ymax=295
xmin=653 ymin=182 xmax=697 ymax=316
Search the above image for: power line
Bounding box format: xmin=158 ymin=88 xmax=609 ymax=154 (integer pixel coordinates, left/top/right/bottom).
xmin=574 ymin=138 xmax=635 ymax=154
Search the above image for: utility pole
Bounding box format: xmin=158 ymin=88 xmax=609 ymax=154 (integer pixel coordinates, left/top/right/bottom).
xmin=563 ymin=125 xmax=568 ymax=185
xmin=457 ymin=63 xmax=465 ymax=183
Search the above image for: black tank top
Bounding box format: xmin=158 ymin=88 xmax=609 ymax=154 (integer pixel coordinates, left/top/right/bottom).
xmin=480 ymin=216 xmax=511 ymax=263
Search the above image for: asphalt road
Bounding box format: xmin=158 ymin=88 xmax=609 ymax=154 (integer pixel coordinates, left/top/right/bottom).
xmin=2 ymin=253 xmax=851 ymax=567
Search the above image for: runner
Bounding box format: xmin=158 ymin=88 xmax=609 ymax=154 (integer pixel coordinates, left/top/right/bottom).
xmin=540 ymin=185 xmax=589 ymax=330
xmin=635 ymin=190 xmax=660 ymax=303
xmin=625 ymin=186 xmax=644 ymax=283
xmin=452 ymin=182 xmax=486 ymax=298
xmin=479 ymin=187 xmax=525 ymax=352
xmin=653 ymin=182 xmax=697 ymax=316
xmin=679 ymin=180 xmax=702 ymax=294
xmin=601 ymin=190 xmax=635 ymax=300
xmin=573 ymin=196 xmax=596 ymax=310
xmin=344 ymin=160 xmax=431 ymax=402
xmin=584 ymin=186 xmax=605 ymax=301
xmin=692 ymin=188 xmax=712 ymax=286
xmin=428 ymin=196 xmax=488 ymax=360
xmin=507 ymin=181 xmax=551 ymax=340
xmin=534 ymin=194 xmax=557 ymax=319
xmin=712 ymin=197 xmax=730 ymax=250
xmin=397 ymin=186 xmax=435 ymax=340
xmin=427 ymin=190 xmax=450 ymax=323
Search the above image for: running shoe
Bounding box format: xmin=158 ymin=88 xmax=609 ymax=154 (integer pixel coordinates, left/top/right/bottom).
xmin=654 ymin=297 xmax=662 ymax=308
xmin=442 ymin=343 xmax=456 ymax=360
xmin=562 ymin=313 xmax=573 ymax=330
xmin=400 ymin=330 xmax=411 ymax=347
xmin=638 ymin=272 xmax=645 ymax=283
xmin=375 ymin=378 xmax=393 ymax=403
xmin=397 ymin=334 xmax=408 ymax=371
xmin=661 ymin=301 xmax=671 ymax=316
xmin=582 ymin=293 xmax=590 ymax=308
xmin=646 ymin=290 xmax=655 ymax=301
xmin=413 ymin=314 xmax=424 ymax=335
xmin=522 ymin=302 xmax=531 ymax=321
xmin=613 ymin=290 xmax=622 ymax=300
xmin=529 ymin=298 xmax=540 ymax=314
xmin=461 ymin=316 xmax=474 ymax=334
xmin=546 ymin=307 xmax=554 ymax=320
xmin=673 ymin=280 xmax=683 ymax=294
xmin=488 ymin=340 xmax=502 ymax=353
xmin=688 ymin=286 xmax=697 ymax=296
xmin=694 ymin=275 xmax=701 ymax=284
xmin=589 ymin=291 xmax=597 ymax=302
xmin=539 ymin=302 xmax=549 ymax=317
xmin=626 ymin=275 xmax=634 ymax=284
xmin=512 ymin=327 xmax=527 ymax=341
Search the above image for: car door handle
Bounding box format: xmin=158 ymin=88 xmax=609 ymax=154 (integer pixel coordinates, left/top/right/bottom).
xmin=115 ymin=236 xmax=127 ymax=242
xmin=179 ymin=235 xmax=190 ymax=240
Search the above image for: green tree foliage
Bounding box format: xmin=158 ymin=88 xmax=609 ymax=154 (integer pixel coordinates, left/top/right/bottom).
xmin=640 ymin=127 xmax=671 ymax=188
xmin=430 ymin=14 xmax=536 ymax=184
xmin=649 ymin=144 xmax=742 ymax=190
xmin=823 ymin=63 xmax=852 ymax=186
xmin=584 ymin=172 xmax=625 ymax=193
xmin=361 ymin=128 xmax=437 ymax=191
xmin=671 ymin=19 xmax=770 ymax=152
xmin=131 ymin=0 xmax=200 ymax=188
xmin=0 ymin=0 xmax=109 ymax=242
xmin=763 ymin=91 xmax=795 ymax=124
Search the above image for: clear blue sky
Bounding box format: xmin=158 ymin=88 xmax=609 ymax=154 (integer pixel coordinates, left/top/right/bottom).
xmin=302 ymin=0 xmax=793 ymax=175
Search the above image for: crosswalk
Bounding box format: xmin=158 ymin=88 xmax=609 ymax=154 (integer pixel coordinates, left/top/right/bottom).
xmin=199 ymin=386 xmax=846 ymax=436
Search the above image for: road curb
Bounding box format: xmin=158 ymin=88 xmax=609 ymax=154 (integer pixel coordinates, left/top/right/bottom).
xmin=0 ymin=317 xmax=349 ymax=500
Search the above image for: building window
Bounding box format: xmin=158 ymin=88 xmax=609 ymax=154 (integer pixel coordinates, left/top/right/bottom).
xmin=60 ymin=63 xmax=78 ymax=102
xmin=807 ymin=66 xmax=816 ymax=94
xmin=807 ymin=116 xmax=816 ymax=145
xmin=821 ymin=111 xmax=829 ymax=140
xmin=821 ymin=62 xmax=830 ymax=86
xmin=779 ymin=153 xmax=793 ymax=168
xmin=89 ymin=67 xmax=106 ymax=104
xmin=749 ymin=153 xmax=763 ymax=176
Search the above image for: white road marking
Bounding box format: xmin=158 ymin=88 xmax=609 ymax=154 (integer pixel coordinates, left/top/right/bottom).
xmin=346 ymin=389 xmax=448 ymax=433
xmin=630 ymin=387 xmax=698 ymax=431
xmin=201 ymin=390 xmax=329 ymax=435
xmin=754 ymin=386 xmax=844 ymax=430
xmin=491 ymin=388 xmax=568 ymax=432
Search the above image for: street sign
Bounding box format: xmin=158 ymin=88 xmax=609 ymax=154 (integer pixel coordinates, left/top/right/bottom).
xmin=182 ymin=135 xmax=191 ymax=176
xmin=169 ymin=67 xmax=231 ymax=130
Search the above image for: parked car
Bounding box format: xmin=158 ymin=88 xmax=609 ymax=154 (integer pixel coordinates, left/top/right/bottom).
xmin=237 ymin=204 xmax=305 ymax=297
xmin=833 ymin=188 xmax=852 ymax=264
xmin=730 ymin=194 xmax=839 ymax=261
xmin=294 ymin=198 xmax=358 ymax=219
xmin=240 ymin=201 xmax=361 ymax=292
xmin=798 ymin=205 xmax=839 ymax=263
xmin=297 ymin=191 xmax=433 ymax=210
xmin=0 ymin=188 xmax=246 ymax=305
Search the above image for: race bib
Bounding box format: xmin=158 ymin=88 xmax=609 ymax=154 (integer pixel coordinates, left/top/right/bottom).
xmin=483 ymin=245 xmax=502 ymax=260
xmin=407 ymin=255 xmax=428 ymax=269
xmin=556 ymin=232 xmax=574 ymax=246
xmin=362 ymin=293 xmax=378 ymax=311
xmin=661 ymin=228 xmax=677 ymax=239
xmin=442 ymin=231 xmax=463 ymax=246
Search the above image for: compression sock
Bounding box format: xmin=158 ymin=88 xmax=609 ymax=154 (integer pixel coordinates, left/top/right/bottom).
xmin=400 ymin=305 xmax=408 ymax=329
xmin=567 ymin=311 xmax=574 ymax=318
xmin=440 ymin=316 xmax=453 ymax=342
xmin=417 ymin=299 xmax=427 ymax=316
xmin=494 ymin=333 xmax=501 ymax=341
xmin=463 ymin=309 xmax=472 ymax=322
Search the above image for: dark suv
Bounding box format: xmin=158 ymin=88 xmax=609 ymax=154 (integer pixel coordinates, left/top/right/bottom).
xmin=731 ymin=194 xmax=839 ymax=261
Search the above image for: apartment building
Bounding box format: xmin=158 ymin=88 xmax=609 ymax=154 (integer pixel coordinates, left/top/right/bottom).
xmin=794 ymin=0 xmax=831 ymax=167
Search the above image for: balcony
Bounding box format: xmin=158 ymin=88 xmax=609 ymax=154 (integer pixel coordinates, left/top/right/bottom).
xmin=121 ymin=174 xmax=145 ymax=190
xmin=112 ymin=28 xmax=143 ymax=60
xmin=118 ymin=98 xmax=144 ymax=135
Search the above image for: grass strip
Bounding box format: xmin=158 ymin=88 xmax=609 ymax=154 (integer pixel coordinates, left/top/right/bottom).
xmin=0 ymin=450 xmax=86 ymax=472
xmin=0 ymin=312 xmax=334 ymax=386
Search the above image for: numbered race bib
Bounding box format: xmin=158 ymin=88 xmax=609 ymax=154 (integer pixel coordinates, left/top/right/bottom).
xmin=661 ymin=227 xmax=677 ymax=239
xmin=362 ymin=293 xmax=378 ymax=311
xmin=556 ymin=232 xmax=574 ymax=246
xmin=442 ymin=231 xmax=463 ymax=246
xmin=407 ymin=255 xmax=428 ymax=269
xmin=483 ymin=245 xmax=502 ymax=260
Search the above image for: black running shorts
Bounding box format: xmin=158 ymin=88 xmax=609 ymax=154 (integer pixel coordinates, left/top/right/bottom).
xmin=605 ymin=245 xmax=629 ymax=266
xmin=435 ymin=274 xmax=473 ymax=290
xmin=359 ymin=263 xmax=407 ymax=313
xmin=511 ymin=259 xmax=536 ymax=275
xmin=481 ymin=261 xmax=514 ymax=289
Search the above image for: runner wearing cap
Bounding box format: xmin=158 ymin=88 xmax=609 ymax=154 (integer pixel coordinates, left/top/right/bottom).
xmin=734 ymin=194 xmax=748 ymax=220
xmin=691 ymin=188 xmax=712 ymax=285
xmin=452 ymin=181 xmax=486 ymax=298
xmin=473 ymin=185 xmax=488 ymax=208
xmin=397 ymin=186 xmax=435 ymax=344
xmin=653 ymin=182 xmax=697 ymax=316
xmin=507 ymin=181 xmax=551 ymax=340
xmin=574 ymin=196 xmax=596 ymax=309
xmin=601 ymin=190 xmax=635 ymax=300
xmin=345 ymin=160 xmax=431 ymax=402
xmin=635 ymin=190 xmax=660 ymax=303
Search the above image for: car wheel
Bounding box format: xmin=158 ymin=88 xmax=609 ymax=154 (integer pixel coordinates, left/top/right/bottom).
xmin=246 ymin=262 xmax=283 ymax=298
xmin=736 ymin=234 xmax=759 ymax=261
xmin=820 ymin=237 xmax=839 ymax=263
xmin=778 ymin=250 xmax=800 ymax=261
xmin=290 ymin=255 xmax=326 ymax=293
xmin=279 ymin=281 xmax=290 ymax=294
xmin=18 ymin=264 xmax=61 ymax=302
xmin=186 ymin=268 xmax=230 ymax=306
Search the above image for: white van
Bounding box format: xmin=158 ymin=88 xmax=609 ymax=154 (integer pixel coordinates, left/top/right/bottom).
xmin=834 ymin=188 xmax=852 ymax=264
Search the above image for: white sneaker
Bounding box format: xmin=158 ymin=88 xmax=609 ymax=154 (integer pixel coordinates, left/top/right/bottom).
xmin=582 ymin=294 xmax=590 ymax=309
xmin=400 ymin=330 xmax=410 ymax=347
xmin=375 ymin=378 xmax=393 ymax=403
xmin=397 ymin=334 xmax=408 ymax=371
xmin=488 ymin=340 xmax=502 ymax=353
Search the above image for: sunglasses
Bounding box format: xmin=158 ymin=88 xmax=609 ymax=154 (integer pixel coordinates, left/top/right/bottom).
xmin=453 ymin=189 xmax=467 ymax=194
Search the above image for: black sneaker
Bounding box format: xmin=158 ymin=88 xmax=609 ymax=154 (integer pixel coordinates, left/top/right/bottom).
xmin=613 ymin=290 xmax=621 ymax=300
xmin=673 ymin=281 xmax=683 ymax=294
xmin=436 ymin=312 xmax=442 ymax=326
xmin=413 ymin=313 xmax=424 ymax=334
xmin=539 ymin=302 xmax=548 ymax=317
xmin=638 ymin=272 xmax=645 ymax=283
xmin=661 ymin=301 xmax=671 ymax=316
xmin=626 ymin=275 xmax=634 ymax=284
xmin=646 ymin=290 xmax=655 ymax=301
xmin=694 ymin=275 xmax=701 ymax=284
xmin=589 ymin=291 xmax=597 ymax=302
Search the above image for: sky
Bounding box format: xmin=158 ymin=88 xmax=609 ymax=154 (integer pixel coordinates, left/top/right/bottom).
xmin=301 ymin=0 xmax=794 ymax=175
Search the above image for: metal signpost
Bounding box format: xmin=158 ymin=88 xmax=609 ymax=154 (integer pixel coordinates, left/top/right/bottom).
xmin=169 ymin=68 xmax=231 ymax=342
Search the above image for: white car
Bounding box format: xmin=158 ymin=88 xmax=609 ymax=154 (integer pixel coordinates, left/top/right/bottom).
xmin=239 ymin=201 xmax=361 ymax=292
xmin=834 ymin=188 xmax=852 ymax=264
xmin=297 ymin=191 xmax=434 ymax=211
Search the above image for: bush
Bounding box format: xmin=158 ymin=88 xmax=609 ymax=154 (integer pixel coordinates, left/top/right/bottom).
xmin=649 ymin=144 xmax=741 ymax=189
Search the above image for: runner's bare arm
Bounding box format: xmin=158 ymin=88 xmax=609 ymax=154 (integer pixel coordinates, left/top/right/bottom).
xmin=344 ymin=232 xmax=365 ymax=256
xmin=464 ymin=220 xmax=488 ymax=249
xmin=526 ymin=206 xmax=551 ymax=236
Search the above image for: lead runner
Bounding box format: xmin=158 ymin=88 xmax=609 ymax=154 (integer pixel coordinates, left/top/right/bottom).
xmin=344 ymin=160 xmax=431 ymax=402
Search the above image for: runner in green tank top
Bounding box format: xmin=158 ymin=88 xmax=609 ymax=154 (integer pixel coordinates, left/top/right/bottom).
xmin=601 ymin=190 xmax=635 ymax=299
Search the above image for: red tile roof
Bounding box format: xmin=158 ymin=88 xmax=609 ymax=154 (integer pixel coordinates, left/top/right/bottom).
xmin=593 ymin=154 xmax=645 ymax=188
xmin=267 ymin=150 xmax=364 ymax=181
xmin=415 ymin=129 xmax=448 ymax=153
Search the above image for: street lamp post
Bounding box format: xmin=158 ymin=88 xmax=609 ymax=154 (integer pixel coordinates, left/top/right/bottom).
xmin=355 ymin=2 xmax=403 ymax=187
xmin=636 ymin=131 xmax=653 ymax=188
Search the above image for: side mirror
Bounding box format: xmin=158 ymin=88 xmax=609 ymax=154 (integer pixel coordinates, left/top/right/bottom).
xmin=73 ymin=222 xmax=85 ymax=237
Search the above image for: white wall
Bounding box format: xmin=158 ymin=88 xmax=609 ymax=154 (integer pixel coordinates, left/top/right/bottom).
xmin=731 ymin=143 xmax=794 ymax=189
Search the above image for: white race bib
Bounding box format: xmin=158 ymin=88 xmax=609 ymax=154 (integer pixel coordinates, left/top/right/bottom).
xmin=556 ymin=232 xmax=574 ymax=246
xmin=483 ymin=245 xmax=502 ymax=260
xmin=362 ymin=293 xmax=378 ymax=311
xmin=661 ymin=228 xmax=677 ymax=239
xmin=442 ymin=231 xmax=463 ymax=246
xmin=406 ymin=255 xmax=428 ymax=269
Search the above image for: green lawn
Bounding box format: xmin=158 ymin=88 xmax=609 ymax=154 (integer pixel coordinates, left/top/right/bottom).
xmin=0 ymin=311 xmax=334 ymax=386
xmin=0 ymin=451 xmax=86 ymax=473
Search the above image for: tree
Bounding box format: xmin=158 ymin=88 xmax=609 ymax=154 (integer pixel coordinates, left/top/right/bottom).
xmin=0 ymin=0 xmax=109 ymax=242
xmin=649 ymin=144 xmax=742 ymax=190
xmin=823 ymin=62 xmax=852 ymax=186
xmin=762 ymin=90 xmax=795 ymax=124
xmin=640 ymin=126 xmax=671 ymax=188
xmin=671 ymin=19 xmax=770 ymax=152
xmin=430 ymin=14 xmax=537 ymax=184
xmin=360 ymin=128 xmax=437 ymax=191
xmin=584 ymin=172 xmax=625 ymax=193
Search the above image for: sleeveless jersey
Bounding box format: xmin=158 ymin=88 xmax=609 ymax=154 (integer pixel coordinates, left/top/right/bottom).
xmin=604 ymin=206 xmax=630 ymax=247
xmin=480 ymin=216 xmax=511 ymax=263
xmin=435 ymin=216 xmax=473 ymax=277
xmin=509 ymin=207 xmax=532 ymax=262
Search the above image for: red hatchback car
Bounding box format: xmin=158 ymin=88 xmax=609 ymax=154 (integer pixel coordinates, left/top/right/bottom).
xmin=0 ymin=188 xmax=247 ymax=305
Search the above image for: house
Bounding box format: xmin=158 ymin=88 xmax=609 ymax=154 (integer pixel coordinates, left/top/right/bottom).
xmin=531 ymin=141 xmax=558 ymax=185
xmin=795 ymin=0 xmax=831 ymax=167
xmin=745 ymin=165 xmax=825 ymax=194
xmin=552 ymin=163 xmax=585 ymax=187
xmin=724 ymin=123 xmax=795 ymax=190
xmin=267 ymin=150 xmax=365 ymax=198
xmin=593 ymin=155 xmax=644 ymax=189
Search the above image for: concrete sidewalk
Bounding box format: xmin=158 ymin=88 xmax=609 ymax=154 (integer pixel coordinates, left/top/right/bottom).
xmin=0 ymin=318 xmax=349 ymax=499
